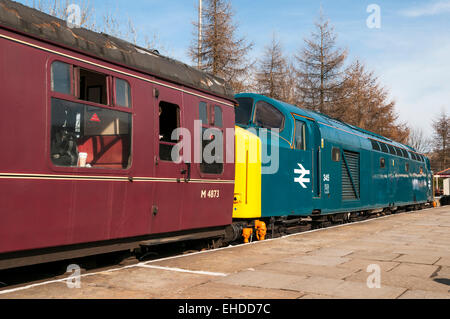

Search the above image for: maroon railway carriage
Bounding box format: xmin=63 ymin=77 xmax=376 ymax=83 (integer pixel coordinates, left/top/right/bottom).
xmin=0 ymin=0 xmax=236 ymax=269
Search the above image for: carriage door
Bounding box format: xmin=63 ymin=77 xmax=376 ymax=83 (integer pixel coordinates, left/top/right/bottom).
xmin=151 ymin=85 xmax=185 ymax=234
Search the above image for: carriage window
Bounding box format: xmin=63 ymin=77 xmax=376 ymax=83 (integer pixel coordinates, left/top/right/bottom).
xmin=380 ymin=157 xmax=385 ymax=168
xmin=199 ymin=102 xmax=208 ymax=125
xmin=159 ymin=101 xmax=180 ymax=162
xmin=200 ymin=104 xmax=223 ymax=174
xmin=405 ymin=163 xmax=409 ymax=172
xmin=235 ymin=97 xmax=253 ymax=125
xmin=200 ymin=127 xmax=224 ymax=174
xmin=254 ymin=100 xmax=284 ymax=130
xmin=50 ymin=98 xmax=131 ymax=169
xmin=51 ymin=61 xmax=71 ymax=95
xmin=294 ymin=120 xmax=306 ymax=150
xmin=332 ymin=147 xmax=341 ymax=162
xmin=76 ymin=67 xmax=108 ymax=105
xmin=214 ymin=106 xmax=223 ymax=127
xmin=115 ymin=78 xmax=131 ymax=107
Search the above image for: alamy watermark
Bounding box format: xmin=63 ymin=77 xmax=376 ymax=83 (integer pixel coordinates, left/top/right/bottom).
xmin=366 ymin=4 xmax=381 ymax=29
xmin=170 ymin=122 xmax=280 ymax=175
xmin=66 ymin=4 xmax=81 ymax=29
xmin=366 ymin=264 xmax=381 ymax=288
xmin=66 ymin=264 xmax=81 ymax=288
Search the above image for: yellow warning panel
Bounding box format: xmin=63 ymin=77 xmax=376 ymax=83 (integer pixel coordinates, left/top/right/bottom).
xmin=233 ymin=126 xmax=261 ymax=219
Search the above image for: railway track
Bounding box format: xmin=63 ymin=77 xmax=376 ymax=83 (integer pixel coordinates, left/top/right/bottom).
xmin=0 ymin=204 xmax=429 ymax=292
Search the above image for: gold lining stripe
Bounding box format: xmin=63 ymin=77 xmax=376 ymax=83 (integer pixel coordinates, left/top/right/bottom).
xmin=0 ymin=173 xmax=234 ymax=184
xmin=0 ymin=31 xmax=235 ymax=107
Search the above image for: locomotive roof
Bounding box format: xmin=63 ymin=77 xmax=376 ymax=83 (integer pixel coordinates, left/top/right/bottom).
xmin=0 ymin=0 xmax=235 ymax=102
xmin=237 ymin=93 xmax=418 ymax=153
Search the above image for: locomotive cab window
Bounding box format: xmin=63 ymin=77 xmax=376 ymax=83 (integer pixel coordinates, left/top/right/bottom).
xmin=159 ymin=101 xmax=180 ymax=162
xmin=253 ymin=100 xmax=284 ymax=130
xmin=294 ymin=120 xmax=306 ymax=150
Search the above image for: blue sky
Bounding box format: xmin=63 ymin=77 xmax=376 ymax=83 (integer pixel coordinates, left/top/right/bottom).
xmin=18 ymin=0 xmax=450 ymax=138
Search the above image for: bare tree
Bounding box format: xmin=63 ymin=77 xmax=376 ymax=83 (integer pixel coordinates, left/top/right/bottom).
xmin=280 ymin=61 xmax=299 ymax=106
xmin=335 ymin=60 xmax=409 ymax=144
xmin=295 ymin=11 xmax=347 ymax=114
xmin=189 ymin=0 xmax=253 ymax=92
xmin=432 ymin=109 xmax=450 ymax=171
xmin=29 ymin=0 xmax=167 ymax=54
xmin=408 ymin=127 xmax=431 ymax=153
xmin=31 ymin=0 xmax=95 ymax=29
xmin=255 ymin=34 xmax=288 ymax=100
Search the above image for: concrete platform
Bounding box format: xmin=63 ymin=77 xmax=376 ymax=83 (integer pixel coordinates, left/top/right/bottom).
xmin=1 ymin=206 xmax=449 ymax=299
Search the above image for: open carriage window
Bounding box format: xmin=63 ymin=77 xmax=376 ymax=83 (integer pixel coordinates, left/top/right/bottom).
xmin=159 ymin=101 xmax=180 ymax=162
xmin=76 ymin=67 xmax=108 ymax=105
xmin=50 ymin=98 xmax=131 ymax=169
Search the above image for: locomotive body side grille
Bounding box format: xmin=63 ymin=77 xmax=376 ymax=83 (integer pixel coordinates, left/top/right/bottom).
xmin=342 ymin=150 xmax=360 ymax=200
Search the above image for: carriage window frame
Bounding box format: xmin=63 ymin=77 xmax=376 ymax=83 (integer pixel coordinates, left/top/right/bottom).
xmin=159 ymin=101 xmax=181 ymax=162
xmin=199 ymin=101 xmax=224 ymax=175
xmin=114 ymin=78 xmax=132 ymax=108
xmin=51 ymin=61 xmax=73 ymax=95
xmin=48 ymin=58 xmax=133 ymax=172
xmin=74 ymin=66 xmax=111 ymax=106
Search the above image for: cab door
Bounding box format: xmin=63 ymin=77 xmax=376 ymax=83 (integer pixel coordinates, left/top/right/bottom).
xmin=309 ymin=120 xmax=322 ymax=200
xmin=151 ymin=84 xmax=186 ymax=234
xmin=291 ymin=116 xmax=314 ymax=214
xmin=293 ymin=116 xmax=321 ymax=206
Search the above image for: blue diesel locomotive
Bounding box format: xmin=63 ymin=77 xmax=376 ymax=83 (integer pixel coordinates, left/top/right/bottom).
xmin=231 ymin=93 xmax=433 ymax=238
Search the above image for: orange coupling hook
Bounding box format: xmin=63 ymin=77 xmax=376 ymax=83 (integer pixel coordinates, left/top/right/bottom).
xmin=242 ymin=228 xmax=253 ymax=243
xmin=254 ymin=220 xmax=267 ymax=241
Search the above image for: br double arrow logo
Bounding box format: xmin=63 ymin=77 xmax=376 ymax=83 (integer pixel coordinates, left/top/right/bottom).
xmin=294 ymin=163 xmax=311 ymax=189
